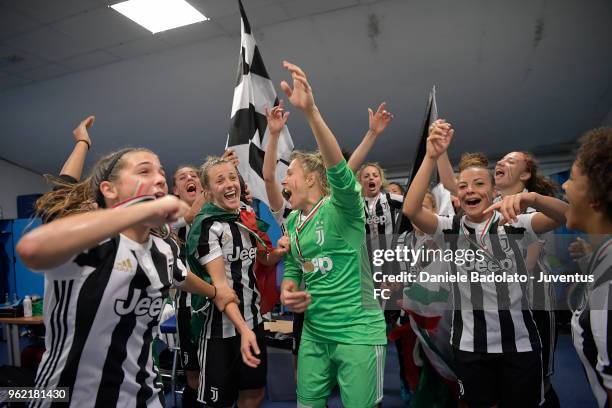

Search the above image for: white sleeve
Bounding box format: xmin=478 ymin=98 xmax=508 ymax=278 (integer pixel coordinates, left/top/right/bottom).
xmin=434 ymin=214 xmax=454 ymax=236
xmin=195 ymin=221 xmax=224 ymax=266
xmin=431 ymin=183 xmax=455 ymax=217
xmin=514 ymin=213 xmax=538 ymax=245
xmin=271 ymin=199 xmax=291 ymax=231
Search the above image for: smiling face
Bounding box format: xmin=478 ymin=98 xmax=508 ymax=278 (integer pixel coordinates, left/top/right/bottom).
xmin=173 ymin=166 xmax=202 ymax=205
xmin=494 ymin=151 xmax=530 ymax=191
xmin=282 ymin=158 xmax=309 ymax=210
xmin=104 ymin=150 xmax=168 ymax=207
xmin=360 ymin=165 xmax=383 ymax=198
xmin=205 ymin=162 xmax=241 ymax=211
xmin=562 ymin=162 xmax=592 ymax=231
xmin=457 ymin=167 xmax=495 ymax=223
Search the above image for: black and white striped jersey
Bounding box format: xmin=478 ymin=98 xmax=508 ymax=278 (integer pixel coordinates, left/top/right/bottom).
xmin=572 ymin=238 xmax=612 ymax=408
xmin=193 ymin=218 xmax=261 ymax=339
xmin=364 ymin=192 xmax=404 ymax=237
xmin=434 ymin=212 xmax=542 ymax=353
xmin=364 ymin=192 xmax=405 ymax=281
xmin=31 ymin=234 xmax=186 ymax=408
xmin=494 ymin=192 xmax=556 ymax=311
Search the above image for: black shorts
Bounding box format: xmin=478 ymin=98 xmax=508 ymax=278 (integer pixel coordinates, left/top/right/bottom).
xmin=292 ymin=312 xmax=304 ymax=355
xmin=176 ymin=290 xmax=199 ymax=371
xmin=197 ymin=323 xmax=267 ymax=407
xmin=453 ymin=348 xmax=543 ymax=408
xmin=532 ymin=310 xmax=557 ymax=378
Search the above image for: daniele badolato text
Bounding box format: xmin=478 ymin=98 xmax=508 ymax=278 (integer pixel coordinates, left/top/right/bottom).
xmin=371 ymin=247 xmax=593 ymax=299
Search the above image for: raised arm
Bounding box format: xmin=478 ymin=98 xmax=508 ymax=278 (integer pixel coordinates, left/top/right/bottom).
xmin=263 ymin=101 xmax=290 ymax=212
xmin=484 ymin=192 xmax=568 ymax=233
xmin=403 ymin=120 xmax=454 ymax=235
xmin=59 ymin=116 xmax=95 ymax=181
xmin=17 ymin=195 xmax=189 ymax=270
xmin=437 ymin=152 xmax=458 ymax=196
xmin=347 ymin=102 xmax=394 ymax=172
xmin=280 ymin=61 xmax=342 ymax=168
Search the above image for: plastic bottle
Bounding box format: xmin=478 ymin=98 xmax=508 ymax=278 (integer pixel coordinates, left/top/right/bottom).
xmin=23 ymin=295 xmax=32 ymax=318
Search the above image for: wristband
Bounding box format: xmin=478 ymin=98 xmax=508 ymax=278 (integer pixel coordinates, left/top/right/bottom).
xmin=211 ymin=285 xmax=217 ymax=300
xmin=76 ymin=139 xmax=90 ymax=150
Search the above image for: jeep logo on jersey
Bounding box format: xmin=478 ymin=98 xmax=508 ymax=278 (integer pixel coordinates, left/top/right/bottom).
xmin=227 ymin=246 xmax=257 ymax=262
xmin=302 ymin=257 xmax=333 ymax=274
xmin=114 ymin=288 xmax=164 ymax=317
xmin=367 ymin=215 xmax=387 ymax=225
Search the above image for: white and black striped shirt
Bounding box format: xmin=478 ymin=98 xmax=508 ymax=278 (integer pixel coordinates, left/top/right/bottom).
xmin=572 ymin=238 xmax=612 ymax=408
xmin=434 ymin=212 xmax=541 ymax=353
xmin=494 ymin=192 xmax=556 ymax=311
xmin=364 ymin=192 xmax=404 ymax=237
xmin=31 ymin=234 xmax=186 ymax=408
xmin=193 ymin=218 xmax=261 ymax=339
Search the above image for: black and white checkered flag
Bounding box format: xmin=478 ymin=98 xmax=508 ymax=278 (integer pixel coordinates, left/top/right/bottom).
xmin=226 ymin=0 xmax=294 ymax=206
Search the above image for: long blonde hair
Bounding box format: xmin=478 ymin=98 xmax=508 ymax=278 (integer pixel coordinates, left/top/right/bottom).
xmin=291 ymin=151 xmax=330 ymax=196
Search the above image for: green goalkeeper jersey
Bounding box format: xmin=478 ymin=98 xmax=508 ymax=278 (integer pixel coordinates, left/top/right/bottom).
xmin=283 ymin=160 xmax=386 ymax=345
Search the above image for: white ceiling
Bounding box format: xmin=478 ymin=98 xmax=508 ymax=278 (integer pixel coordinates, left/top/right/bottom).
xmin=0 ymin=0 xmax=611 ymax=178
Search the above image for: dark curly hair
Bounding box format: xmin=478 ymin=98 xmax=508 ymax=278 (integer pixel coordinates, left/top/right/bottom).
xmin=519 ymin=151 xmax=558 ymax=197
xmin=575 ymin=127 xmax=612 ymax=220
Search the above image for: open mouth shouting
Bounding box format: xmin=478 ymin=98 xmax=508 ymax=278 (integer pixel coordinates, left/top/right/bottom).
xmin=463 ymin=196 xmax=482 ymax=209
xmin=282 ymin=188 xmax=292 ymax=201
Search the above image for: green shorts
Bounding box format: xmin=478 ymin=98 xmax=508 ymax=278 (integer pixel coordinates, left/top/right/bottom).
xmin=296 ymin=339 xmax=386 ymax=408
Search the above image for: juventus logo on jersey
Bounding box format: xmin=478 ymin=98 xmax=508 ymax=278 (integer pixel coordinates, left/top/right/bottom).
xmin=210 ymin=387 xmax=219 ymax=402
xmin=315 ymin=220 xmax=325 ymax=246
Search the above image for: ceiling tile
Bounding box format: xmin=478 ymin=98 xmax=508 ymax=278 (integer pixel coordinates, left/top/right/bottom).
xmin=60 ymin=50 xmax=119 ymax=71
xmin=280 ymin=0 xmax=359 ymax=19
xmin=156 ymin=20 xmax=225 ymax=46
xmin=10 ymin=0 xmax=101 ymax=24
xmin=191 ymin=0 xmax=240 ymax=19
xmin=0 ymin=6 xmax=42 ymax=40
xmin=107 ymin=35 xmax=170 ymax=58
xmin=5 ymin=26 xmax=92 ymax=60
xmin=0 ymin=46 xmax=48 ymax=74
xmin=52 ymin=7 xmax=149 ymax=49
xmin=18 ymin=63 xmax=69 ymax=81
xmin=0 ymin=71 xmax=32 ymax=91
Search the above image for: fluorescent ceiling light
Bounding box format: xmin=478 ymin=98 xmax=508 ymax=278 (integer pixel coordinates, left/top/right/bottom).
xmin=110 ymin=0 xmax=208 ymax=34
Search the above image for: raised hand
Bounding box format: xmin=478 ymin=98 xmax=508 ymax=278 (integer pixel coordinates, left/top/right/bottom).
xmin=368 ymin=102 xmax=394 ymax=136
xmin=426 ymin=119 xmax=454 ymax=160
xmin=266 ymin=100 xmax=290 ymax=136
xmin=280 ymin=60 xmax=315 ymax=114
xmin=73 ymin=115 xmax=95 ymax=147
xmin=223 ymin=148 xmax=240 ymax=168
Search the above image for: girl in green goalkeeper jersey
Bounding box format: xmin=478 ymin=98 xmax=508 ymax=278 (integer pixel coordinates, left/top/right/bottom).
xmin=278 ymin=61 xmax=386 ymax=408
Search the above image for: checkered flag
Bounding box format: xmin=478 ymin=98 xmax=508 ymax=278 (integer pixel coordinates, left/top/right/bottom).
xmin=226 ymin=0 xmax=294 ymax=206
